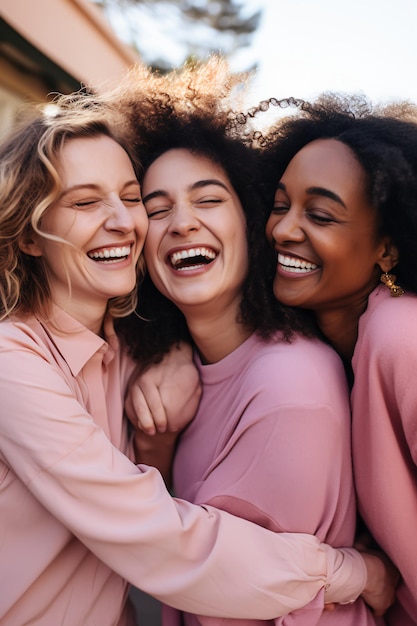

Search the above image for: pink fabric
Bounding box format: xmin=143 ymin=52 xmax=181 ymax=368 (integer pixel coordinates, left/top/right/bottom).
xmin=164 ymin=333 xmax=377 ymax=626
xmin=0 ymin=306 xmax=366 ymax=625
xmin=352 ymin=286 xmax=417 ymax=625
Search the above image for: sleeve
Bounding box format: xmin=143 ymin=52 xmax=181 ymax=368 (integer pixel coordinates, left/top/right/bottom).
xmin=378 ymin=324 xmax=417 ymax=462
xmin=0 ymin=337 xmax=365 ymax=619
xmin=352 ymin=299 xmax=417 ymax=597
xmin=353 ymin=296 xmax=417 ymax=463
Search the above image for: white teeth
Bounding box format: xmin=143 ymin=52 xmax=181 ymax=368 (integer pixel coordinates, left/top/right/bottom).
xmin=88 ymin=245 xmax=131 ymax=260
xmin=170 ymin=247 xmax=216 ymax=266
xmin=278 ymin=253 xmax=318 ymax=273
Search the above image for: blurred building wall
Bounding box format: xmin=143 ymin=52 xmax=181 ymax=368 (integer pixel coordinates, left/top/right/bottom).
xmin=0 ymin=0 xmax=141 ymax=135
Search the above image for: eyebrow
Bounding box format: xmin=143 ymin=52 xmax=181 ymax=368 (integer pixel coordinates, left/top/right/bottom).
xmin=276 ymin=182 xmax=347 ymax=209
xmin=142 ymin=178 xmax=229 ymax=204
xmin=60 ymin=180 xmax=140 ymax=198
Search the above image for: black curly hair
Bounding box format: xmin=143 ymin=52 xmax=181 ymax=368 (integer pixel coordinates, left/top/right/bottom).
xmin=256 ymin=94 xmax=417 ymax=295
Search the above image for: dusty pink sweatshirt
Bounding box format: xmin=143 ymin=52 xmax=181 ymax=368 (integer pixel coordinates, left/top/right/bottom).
xmin=164 ymin=332 xmax=377 ymax=626
xmin=352 ymin=285 xmax=417 ymax=625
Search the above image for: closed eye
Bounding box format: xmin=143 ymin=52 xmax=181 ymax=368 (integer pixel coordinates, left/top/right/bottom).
xmin=197 ymin=198 xmax=223 ymax=206
xmin=271 ymin=203 xmax=289 ymax=215
xmin=147 ymin=207 xmax=171 ymax=219
xmin=307 ymin=209 xmax=338 ymax=225
xmin=309 ymin=214 xmax=334 ymax=224
xmin=74 ymin=199 xmax=98 ymax=208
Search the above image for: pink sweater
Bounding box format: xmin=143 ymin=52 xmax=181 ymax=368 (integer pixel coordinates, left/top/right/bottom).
xmin=352 ymin=285 xmax=417 ymax=625
xmin=164 ymin=333 xmax=377 ymax=626
xmin=0 ymin=306 xmax=367 ymax=625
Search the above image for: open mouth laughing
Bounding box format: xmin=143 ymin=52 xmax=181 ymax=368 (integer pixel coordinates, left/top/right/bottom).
xmin=169 ymin=246 xmax=217 ymax=271
xmin=87 ymin=245 xmax=132 ymax=263
xmin=278 ymin=253 xmax=319 ymax=274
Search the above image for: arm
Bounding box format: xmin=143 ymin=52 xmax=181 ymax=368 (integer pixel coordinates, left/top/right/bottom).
xmin=125 ymin=342 xmax=201 ymax=436
xmin=126 ymin=342 xmax=201 ymax=483
xmin=131 ymin=429 xmax=178 ymax=486
xmin=351 ymin=295 xmax=417 ymax=607
xmin=0 ymin=333 xmax=364 ymax=619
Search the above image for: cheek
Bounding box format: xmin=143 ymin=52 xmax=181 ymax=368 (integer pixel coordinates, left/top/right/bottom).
xmin=334 ymin=233 xmax=373 ymax=264
xmin=43 ymin=208 xmax=80 ymax=240
xmin=143 ymin=232 xmax=167 ymax=286
xmin=135 ymin=207 xmax=149 ymax=236
xmin=143 ymin=226 xmax=162 ymax=260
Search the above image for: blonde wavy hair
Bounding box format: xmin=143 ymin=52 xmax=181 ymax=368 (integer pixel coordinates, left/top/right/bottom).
xmin=0 ymin=94 xmax=145 ymax=322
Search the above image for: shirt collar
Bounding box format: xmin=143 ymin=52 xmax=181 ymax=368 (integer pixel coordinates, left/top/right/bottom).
xmin=36 ymin=304 xmax=119 ymax=376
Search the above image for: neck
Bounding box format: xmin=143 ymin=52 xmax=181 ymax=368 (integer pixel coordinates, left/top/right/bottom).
xmin=51 ymin=293 xmax=107 ymax=336
xmin=184 ymin=308 xmax=252 ymax=364
xmin=315 ymin=297 xmax=369 ymax=361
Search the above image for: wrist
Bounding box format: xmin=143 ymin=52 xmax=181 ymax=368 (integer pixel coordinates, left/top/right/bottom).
xmin=134 ymin=430 xmax=178 ymax=455
xmin=322 ymin=546 xmax=367 ymax=604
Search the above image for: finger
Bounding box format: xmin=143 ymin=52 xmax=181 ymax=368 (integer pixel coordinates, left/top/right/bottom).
xmin=132 ymin=382 xmax=168 ymax=433
xmin=128 ymin=386 xmax=158 ymax=435
xmin=125 ymin=392 xmax=155 ymax=434
xmin=158 ymin=378 xmax=202 ymax=433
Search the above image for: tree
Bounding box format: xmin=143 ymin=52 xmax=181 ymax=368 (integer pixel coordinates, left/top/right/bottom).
xmin=93 ymin=0 xmax=262 ymax=72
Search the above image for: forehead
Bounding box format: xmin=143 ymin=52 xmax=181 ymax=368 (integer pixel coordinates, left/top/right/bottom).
xmin=283 ymin=138 xmax=366 ymax=190
xmin=144 ymin=148 xmax=227 ymax=186
xmin=58 ymin=135 xmax=134 ymax=182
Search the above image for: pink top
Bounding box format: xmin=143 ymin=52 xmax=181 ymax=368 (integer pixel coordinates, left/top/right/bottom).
xmin=352 ymin=286 xmax=417 ymax=625
xmin=0 ymin=306 xmax=367 ymax=625
xmin=164 ymin=333 xmax=377 ymax=626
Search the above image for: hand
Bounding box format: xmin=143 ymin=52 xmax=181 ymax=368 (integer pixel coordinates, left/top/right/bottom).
xmin=126 ymin=342 xmax=201 ymax=435
xmin=359 ymin=548 xmax=400 ymax=616
xmin=324 ymin=532 xmax=400 ymax=615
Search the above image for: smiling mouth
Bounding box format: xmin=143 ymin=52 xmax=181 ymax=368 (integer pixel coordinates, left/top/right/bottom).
xmin=278 ymin=253 xmax=318 ymax=273
xmin=88 ymin=245 xmax=132 ymax=263
xmin=169 ymin=247 xmax=217 ymax=271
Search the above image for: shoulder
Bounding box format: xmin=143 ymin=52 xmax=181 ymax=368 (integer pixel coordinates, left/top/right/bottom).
xmin=0 ymin=316 xmax=42 ymax=348
xmin=245 ymin=334 xmax=349 ymax=408
xmin=0 ymin=318 xmax=62 ymax=379
xmin=250 ymin=333 xmax=344 ymax=375
xmin=357 ymin=287 xmax=417 ymax=354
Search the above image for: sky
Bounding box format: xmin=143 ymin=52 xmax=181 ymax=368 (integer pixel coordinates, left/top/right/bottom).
xmin=105 ymin=0 xmax=417 ymax=109
xmin=233 ymin=0 xmax=417 ymax=108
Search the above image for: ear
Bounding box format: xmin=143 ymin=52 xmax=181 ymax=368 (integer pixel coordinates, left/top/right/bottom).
xmin=376 ymin=238 xmax=400 ymax=273
xmin=18 ymin=233 xmax=43 ymax=257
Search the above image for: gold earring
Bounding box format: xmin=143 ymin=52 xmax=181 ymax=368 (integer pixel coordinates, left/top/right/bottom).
xmin=380 ymin=272 xmax=404 ymax=297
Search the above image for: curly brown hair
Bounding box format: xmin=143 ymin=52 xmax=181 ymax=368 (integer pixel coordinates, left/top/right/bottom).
xmin=112 ymin=59 xmax=316 ymax=365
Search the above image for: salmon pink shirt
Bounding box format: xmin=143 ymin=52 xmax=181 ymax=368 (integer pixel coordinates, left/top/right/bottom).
xmin=0 ymin=306 xmax=367 ymax=625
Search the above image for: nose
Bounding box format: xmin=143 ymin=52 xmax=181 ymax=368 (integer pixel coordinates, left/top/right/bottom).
xmin=104 ymin=196 xmax=136 ymax=233
xmin=267 ymin=209 xmax=305 ymax=245
xmin=168 ymin=203 xmax=200 ymax=236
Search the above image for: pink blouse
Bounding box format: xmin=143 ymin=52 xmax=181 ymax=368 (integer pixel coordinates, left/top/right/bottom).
xmin=0 ymin=307 xmax=367 ymax=625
